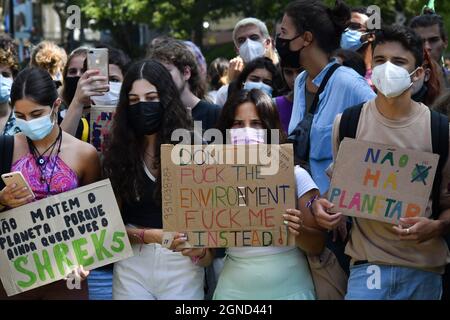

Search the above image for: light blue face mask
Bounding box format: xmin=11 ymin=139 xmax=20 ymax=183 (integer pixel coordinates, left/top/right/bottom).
xmin=15 ymin=107 xmax=55 ymax=141
xmin=243 ymin=81 xmax=273 ymax=97
xmin=340 ymin=29 xmax=367 ymax=52
xmin=0 ymin=75 xmax=13 ymax=104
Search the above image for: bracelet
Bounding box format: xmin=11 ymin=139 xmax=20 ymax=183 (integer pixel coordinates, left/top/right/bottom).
xmin=306 ymin=194 xmax=319 ymax=209
xmin=191 ymin=248 xmax=207 ymax=265
xmin=132 ymin=229 xmax=147 ymax=254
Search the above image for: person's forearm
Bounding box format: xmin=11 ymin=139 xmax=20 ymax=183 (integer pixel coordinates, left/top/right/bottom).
xmin=196 ymin=249 xmax=214 ymax=267
xmin=126 ymin=227 xmax=161 ymax=245
xmin=60 ymin=100 xmax=84 ymax=136
xmin=296 ymin=226 xmax=326 ymax=256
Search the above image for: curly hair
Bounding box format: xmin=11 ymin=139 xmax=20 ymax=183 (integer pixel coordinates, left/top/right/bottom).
xmin=30 ymin=41 xmax=67 ymax=78
xmin=0 ymin=48 xmax=19 ymax=77
xmin=147 ymin=39 xmax=206 ymax=99
xmin=103 ymin=59 xmax=193 ymax=204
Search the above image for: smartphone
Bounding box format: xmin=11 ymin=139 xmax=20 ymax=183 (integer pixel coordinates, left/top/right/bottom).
xmin=87 ymin=48 xmax=109 ymax=90
xmin=1 ymin=171 xmax=35 ymax=200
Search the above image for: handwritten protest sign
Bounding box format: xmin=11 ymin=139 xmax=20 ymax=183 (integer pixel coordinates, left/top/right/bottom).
xmin=329 ymin=138 xmax=439 ymax=224
xmin=161 ymin=144 xmax=296 ymax=248
xmin=90 ymin=105 xmax=116 ymax=155
xmin=0 ymin=179 xmax=133 ymax=296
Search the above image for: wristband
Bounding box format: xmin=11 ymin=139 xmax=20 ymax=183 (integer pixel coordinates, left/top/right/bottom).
xmin=132 ymin=229 xmax=146 ymax=254
xmin=306 ymin=195 xmax=319 ymax=209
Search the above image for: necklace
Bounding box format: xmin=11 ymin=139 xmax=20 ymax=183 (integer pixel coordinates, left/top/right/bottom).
xmin=27 ymin=129 xmax=62 ymax=167
xmin=27 ymin=127 xmax=63 ymax=194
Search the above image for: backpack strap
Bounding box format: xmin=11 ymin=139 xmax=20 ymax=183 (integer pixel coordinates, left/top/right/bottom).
xmin=310 ymin=63 xmax=341 ymax=115
xmin=431 ymin=110 xmax=449 ymax=219
xmin=81 ymin=117 xmax=90 ymax=143
xmin=339 ymin=103 xmax=365 ymax=143
xmin=0 ymin=135 xmax=15 ymax=190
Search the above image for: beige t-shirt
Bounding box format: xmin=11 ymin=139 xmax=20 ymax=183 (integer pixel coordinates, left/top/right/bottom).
xmin=332 ymin=100 xmax=450 ymax=274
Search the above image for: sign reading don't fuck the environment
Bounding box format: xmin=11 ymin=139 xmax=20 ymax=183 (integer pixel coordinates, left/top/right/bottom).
xmin=161 ymin=144 xmax=296 ymax=248
xmin=329 ymin=138 xmax=439 ymax=224
xmin=0 ymin=179 xmax=133 ymax=296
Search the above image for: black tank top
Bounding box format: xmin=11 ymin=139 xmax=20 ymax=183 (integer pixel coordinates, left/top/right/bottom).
xmin=121 ymin=165 xmax=162 ymax=228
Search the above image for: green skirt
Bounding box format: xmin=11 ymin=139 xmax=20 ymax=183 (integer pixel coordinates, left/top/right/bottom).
xmin=213 ymin=248 xmax=316 ymax=300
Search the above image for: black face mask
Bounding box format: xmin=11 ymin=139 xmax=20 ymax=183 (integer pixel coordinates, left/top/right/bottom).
xmin=276 ymin=34 xmax=303 ymax=69
xmin=63 ymin=76 xmax=80 ymax=105
xmin=54 ymin=80 xmax=62 ymax=90
xmin=128 ymin=101 xmax=164 ymax=136
xmin=411 ymin=83 xmax=428 ymax=104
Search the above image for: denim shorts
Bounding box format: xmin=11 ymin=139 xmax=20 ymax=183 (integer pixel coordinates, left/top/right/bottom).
xmin=345 ymin=263 xmax=442 ymax=300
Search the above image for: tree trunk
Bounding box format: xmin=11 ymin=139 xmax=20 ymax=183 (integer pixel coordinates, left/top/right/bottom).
xmin=53 ymin=6 xmax=66 ymax=45
xmin=193 ymin=20 xmax=204 ymax=50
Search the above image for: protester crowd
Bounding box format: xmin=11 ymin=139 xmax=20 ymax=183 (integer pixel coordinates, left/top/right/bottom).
xmin=0 ymin=0 xmax=449 ymax=300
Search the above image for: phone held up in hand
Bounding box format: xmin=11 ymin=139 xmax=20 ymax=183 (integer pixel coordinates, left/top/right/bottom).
xmin=87 ymin=48 xmax=109 ymax=91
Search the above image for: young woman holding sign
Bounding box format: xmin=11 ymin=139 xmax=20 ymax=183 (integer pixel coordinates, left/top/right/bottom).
xmin=0 ymin=67 xmax=101 ymax=299
xmin=213 ymin=89 xmax=326 ymax=300
xmin=103 ymin=59 xmax=214 ymax=300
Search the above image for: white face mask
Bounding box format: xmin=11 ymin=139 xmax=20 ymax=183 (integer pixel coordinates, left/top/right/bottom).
xmin=371 ymin=61 xmax=418 ymax=98
xmin=91 ymin=81 xmax=122 ymax=106
xmin=239 ymin=39 xmax=266 ymax=64
xmin=229 ymin=127 xmax=265 ymax=145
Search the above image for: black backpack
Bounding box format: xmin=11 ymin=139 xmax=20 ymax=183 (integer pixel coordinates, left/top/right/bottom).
xmin=0 ymin=135 xmax=14 ymax=190
xmin=339 ymin=103 xmax=449 ymax=220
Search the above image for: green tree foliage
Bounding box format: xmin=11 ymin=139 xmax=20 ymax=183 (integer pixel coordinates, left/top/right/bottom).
xmin=58 ymin=0 xmax=450 ymax=58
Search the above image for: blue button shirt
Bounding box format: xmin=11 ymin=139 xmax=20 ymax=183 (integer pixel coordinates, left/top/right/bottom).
xmin=289 ymin=61 xmax=376 ymax=194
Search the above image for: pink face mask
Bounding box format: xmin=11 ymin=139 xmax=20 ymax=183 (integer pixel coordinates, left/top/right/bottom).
xmin=229 ymin=127 xmax=265 ymax=145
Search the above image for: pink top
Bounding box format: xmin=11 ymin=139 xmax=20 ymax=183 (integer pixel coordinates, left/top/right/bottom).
xmin=365 ymin=68 xmax=375 ymax=91
xmin=11 ymin=154 xmax=79 ymax=200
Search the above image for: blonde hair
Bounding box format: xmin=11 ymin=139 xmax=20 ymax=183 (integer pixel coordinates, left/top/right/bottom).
xmin=30 ymin=41 xmax=67 ymax=78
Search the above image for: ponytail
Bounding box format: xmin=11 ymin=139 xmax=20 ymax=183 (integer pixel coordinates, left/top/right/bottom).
xmin=327 ymin=0 xmax=350 ymax=36
xmin=285 ymin=0 xmax=351 ymax=54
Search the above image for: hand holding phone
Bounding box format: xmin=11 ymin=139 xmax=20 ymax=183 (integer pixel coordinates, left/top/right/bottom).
xmin=87 ymin=48 xmax=109 ymax=92
xmin=0 ymin=172 xmax=35 ymax=208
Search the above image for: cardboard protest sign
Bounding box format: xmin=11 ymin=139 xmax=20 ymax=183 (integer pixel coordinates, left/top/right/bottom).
xmin=329 ymin=138 xmax=439 ymax=224
xmin=90 ymin=105 xmax=116 ymax=155
xmin=161 ymin=144 xmax=296 ymax=248
xmin=0 ymin=179 xmax=133 ymax=296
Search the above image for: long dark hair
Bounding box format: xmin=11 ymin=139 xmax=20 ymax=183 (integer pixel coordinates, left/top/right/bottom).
xmin=216 ymin=89 xmax=287 ymax=144
xmin=10 ymin=67 xmax=58 ymax=107
xmin=103 ymin=59 xmax=192 ymax=204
